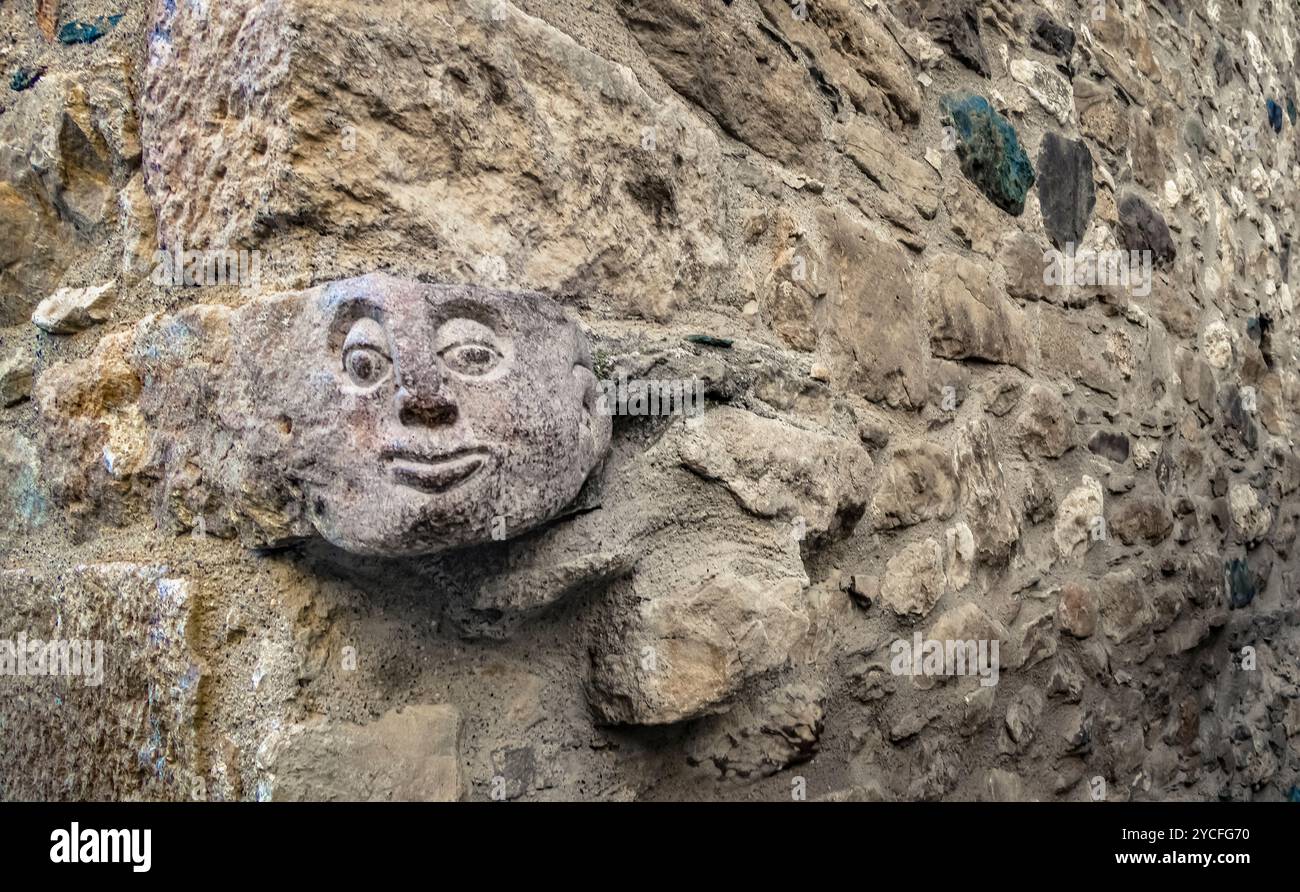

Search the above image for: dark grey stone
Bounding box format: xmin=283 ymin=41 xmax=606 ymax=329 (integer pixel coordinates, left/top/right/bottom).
xmin=899 ymin=0 xmax=988 ymax=76
xmin=1117 ymin=192 xmax=1177 ymax=267
xmin=1088 ymin=431 xmax=1130 ymax=464
xmin=1037 ymin=132 xmax=1095 ymax=249
xmin=1030 ymin=13 xmax=1075 ymax=60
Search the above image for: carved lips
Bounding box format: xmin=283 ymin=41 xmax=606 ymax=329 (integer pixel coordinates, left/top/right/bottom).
xmin=382 ymin=445 xmax=491 ymax=494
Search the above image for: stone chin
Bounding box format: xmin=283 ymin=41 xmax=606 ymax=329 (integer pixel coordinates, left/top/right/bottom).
xmin=305 ymin=453 xmax=590 ymax=557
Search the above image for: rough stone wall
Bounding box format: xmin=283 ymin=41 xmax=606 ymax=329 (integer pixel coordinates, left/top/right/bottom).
xmin=2 ymin=0 xmax=1299 ymax=801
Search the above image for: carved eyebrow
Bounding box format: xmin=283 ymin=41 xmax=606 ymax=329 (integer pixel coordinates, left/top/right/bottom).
xmin=343 ymin=316 xmax=390 ymax=353
xmin=434 ymin=317 xmax=500 ymax=351
xmin=326 ymin=295 xmax=386 ymax=352
xmin=424 ymin=294 xmax=506 ymax=330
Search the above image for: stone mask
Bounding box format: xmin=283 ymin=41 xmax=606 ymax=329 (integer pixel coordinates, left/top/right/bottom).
xmin=285 ymin=274 xmax=610 ymax=555
xmin=108 ymin=274 xmax=612 ymax=555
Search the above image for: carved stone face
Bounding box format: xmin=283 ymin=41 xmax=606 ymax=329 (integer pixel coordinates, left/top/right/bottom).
xmin=236 ymin=274 xmax=610 ymax=555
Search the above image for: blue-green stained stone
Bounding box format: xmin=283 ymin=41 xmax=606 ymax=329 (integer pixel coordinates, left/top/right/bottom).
xmin=9 ymin=67 xmax=44 ymax=92
xmin=940 ymin=93 xmax=1036 ymax=216
xmin=58 ymin=14 xmax=124 ymax=46
xmin=1225 ymin=558 xmax=1256 ymax=609
xmin=1267 ymin=99 xmax=1284 ymax=133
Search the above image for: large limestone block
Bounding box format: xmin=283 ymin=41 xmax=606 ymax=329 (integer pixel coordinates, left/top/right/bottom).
xmin=589 ymin=567 xmax=810 ymax=726
xmin=676 ymin=406 xmax=873 ymax=540
xmin=140 ymin=0 xmax=726 ymax=319
xmin=812 ymin=209 xmax=929 ymax=408
xmin=0 ymin=564 xmax=201 ymax=801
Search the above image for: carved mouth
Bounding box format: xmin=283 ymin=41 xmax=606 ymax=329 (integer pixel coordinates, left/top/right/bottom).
xmin=383 ymin=446 xmax=489 ymax=494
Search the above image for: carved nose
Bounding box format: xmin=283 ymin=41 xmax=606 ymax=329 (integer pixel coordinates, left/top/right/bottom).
xmin=395 ymin=384 xmax=458 ymax=428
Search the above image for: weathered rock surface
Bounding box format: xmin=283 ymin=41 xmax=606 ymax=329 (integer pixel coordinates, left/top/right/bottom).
xmin=0 ymin=565 xmax=201 ymax=800
xmin=0 ymin=430 xmax=45 ymax=545
xmin=898 ymin=1 xmax=989 ymax=76
xmin=1031 ymin=13 xmax=1075 ymax=59
xmin=1000 ymin=231 xmax=1062 ymax=302
xmin=618 ymin=0 xmax=826 ymax=168
xmin=879 ymin=539 xmax=946 ymax=619
xmin=32 ymin=283 xmax=114 ymax=333
xmin=678 ymin=407 xmax=872 ymax=540
xmin=925 ymin=253 xmax=1032 ymax=370
xmin=142 ymin=0 xmax=728 ymax=320
xmin=839 ymin=120 xmax=941 ymax=219
xmin=1098 ymin=569 xmax=1155 ymax=644
xmin=1229 ymin=484 xmax=1272 ymax=544
xmin=1010 ymin=60 xmax=1074 ymax=125
xmin=870 ymin=441 xmax=957 ymax=530
xmin=954 ymin=420 xmax=1020 ymax=565
xmin=1110 ymin=492 xmax=1174 ymax=546
xmin=2 ymin=0 xmax=1298 ymax=805
xmin=1117 ymin=192 xmax=1177 ymax=267
xmin=0 ymin=351 xmax=33 ymax=406
xmin=1 ymin=59 xmax=135 ymax=323
xmin=1055 ymin=477 xmax=1104 ymax=564
xmin=944 ymin=522 xmax=975 ymax=592
xmin=687 ymin=683 xmax=824 ymax=779
xmin=1014 ymin=384 xmax=1074 ymax=459
xmin=812 ymin=209 xmax=929 ymax=408
xmin=1056 ymin=583 xmax=1098 ymax=639
xmin=589 ymin=567 xmax=809 ymax=726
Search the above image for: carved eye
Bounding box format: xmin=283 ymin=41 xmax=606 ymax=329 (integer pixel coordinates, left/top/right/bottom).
xmin=440 ymin=342 xmax=502 ymax=377
xmin=344 ymin=346 xmax=390 ymax=387
xmin=341 ymin=316 xmax=392 ymax=389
